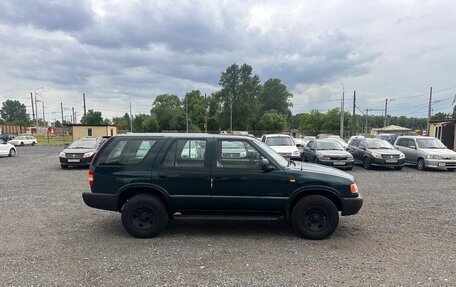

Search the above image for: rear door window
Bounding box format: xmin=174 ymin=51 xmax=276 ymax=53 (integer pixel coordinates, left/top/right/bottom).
xmin=162 ymin=139 xmax=207 ymax=168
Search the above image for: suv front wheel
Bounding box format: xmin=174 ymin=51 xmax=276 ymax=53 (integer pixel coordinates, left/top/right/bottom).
xmin=292 ymin=195 xmax=339 ymax=240
xmin=121 ymin=194 xmax=168 ymax=238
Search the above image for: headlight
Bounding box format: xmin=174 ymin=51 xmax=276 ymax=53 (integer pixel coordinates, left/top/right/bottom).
xmin=372 ymin=152 xmax=382 ymax=159
xmin=83 ymin=151 xmax=95 ymax=158
xmin=426 ymin=154 xmax=440 ymax=159
xmin=323 ymin=155 xmax=331 ymax=159
xmin=59 ymin=151 xmax=66 ymax=157
xmin=292 ymin=151 xmax=300 ymax=156
xmin=399 ymin=153 xmax=405 ymax=159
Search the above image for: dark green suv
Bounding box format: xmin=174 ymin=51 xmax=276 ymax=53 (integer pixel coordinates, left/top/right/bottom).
xmin=83 ymin=134 xmax=363 ymax=239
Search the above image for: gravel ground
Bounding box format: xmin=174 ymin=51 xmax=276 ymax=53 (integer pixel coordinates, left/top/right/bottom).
xmin=0 ymin=145 xmax=455 ymax=286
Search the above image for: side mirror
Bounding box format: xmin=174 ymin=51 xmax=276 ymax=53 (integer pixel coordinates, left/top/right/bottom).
xmin=296 ymin=144 xmax=302 ymax=148
xmin=261 ymin=158 xmax=271 ymax=171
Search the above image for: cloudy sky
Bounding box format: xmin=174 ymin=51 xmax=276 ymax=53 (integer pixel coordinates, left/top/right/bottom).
xmin=0 ymin=0 xmax=455 ymax=122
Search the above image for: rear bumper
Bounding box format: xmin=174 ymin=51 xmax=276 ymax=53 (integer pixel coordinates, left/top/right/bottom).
xmin=341 ymin=196 xmax=363 ymax=216
xmin=82 ymin=192 xmax=118 ymax=211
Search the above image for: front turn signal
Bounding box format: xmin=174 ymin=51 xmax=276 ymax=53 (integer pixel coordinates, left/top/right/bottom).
xmin=350 ymin=183 xmax=358 ymax=194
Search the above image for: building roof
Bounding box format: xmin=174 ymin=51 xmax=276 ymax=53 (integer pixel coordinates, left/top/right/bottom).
xmin=71 ymin=124 xmax=117 ymax=127
xmin=374 ymin=125 xmax=412 ymax=132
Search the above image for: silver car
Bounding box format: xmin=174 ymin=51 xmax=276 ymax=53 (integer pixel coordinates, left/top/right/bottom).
xmin=394 ymin=136 xmax=456 ymax=171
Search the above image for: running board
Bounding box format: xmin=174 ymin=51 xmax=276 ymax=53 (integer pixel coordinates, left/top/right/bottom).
xmin=171 ymin=213 xmax=283 ymax=221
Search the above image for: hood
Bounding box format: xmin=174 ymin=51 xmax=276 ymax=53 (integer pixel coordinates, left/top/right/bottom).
xmin=370 ymin=149 xmax=401 ymax=155
xmin=289 ymin=161 xmax=355 ymax=182
xmin=62 ymin=147 xmax=97 ymax=154
xmin=270 ymin=145 xmax=299 ymax=153
xmin=317 ymin=150 xmax=352 ymax=157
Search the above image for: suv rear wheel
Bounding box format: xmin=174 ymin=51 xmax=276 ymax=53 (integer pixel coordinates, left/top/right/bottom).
xmin=121 ymin=194 xmax=168 ymax=238
xmin=363 ymin=157 xmax=371 ymax=170
xmin=291 ymin=195 xmax=339 ymax=240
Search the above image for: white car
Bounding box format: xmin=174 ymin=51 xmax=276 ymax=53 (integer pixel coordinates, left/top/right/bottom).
xmin=8 ymin=135 xmax=37 ymax=146
xmin=0 ymin=139 xmax=16 ymax=157
xmin=261 ymin=134 xmax=301 ymax=160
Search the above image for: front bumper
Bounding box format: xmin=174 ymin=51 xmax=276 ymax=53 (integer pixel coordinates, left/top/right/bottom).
xmin=370 ymin=157 xmax=405 ymax=167
xmin=424 ymin=159 xmax=456 ymax=169
xmin=318 ymin=159 xmax=354 ymax=169
xmin=82 ymin=192 xmax=119 ymax=211
xmin=60 ymin=156 xmax=93 ymax=166
xmin=341 ymin=196 xmax=363 ymax=216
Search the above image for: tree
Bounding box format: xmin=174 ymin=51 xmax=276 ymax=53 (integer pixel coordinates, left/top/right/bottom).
xmin=256 ymin=110 xmax=287 ymax=133
xmin=452 ymin=105 xmax=456 ymax=119
xmin=132 ymin=113 xmax=159 ymax=132
xmin=184 ymin=90 xmax=206 ymax=132
xmin=218 ymin=63 xmax=261 ymax=131
xmin=258 ymin=79 xmax=293 ymax=115
xmin=431 ymin=112 xmax=449 ymax=120
xmin=151 ymin=94 xmax=185 ymax=131
xmin=80 ymin=109 xmax=104 ymax=125
xmin=0 ymin=100 xmax=29 ymax=123
xmin=112 ymin=113 xmax=131 ymax=131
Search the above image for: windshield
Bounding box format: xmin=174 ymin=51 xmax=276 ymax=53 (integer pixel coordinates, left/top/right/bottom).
xmin=253 ymin=139 xmax=288 ymax=167
xmin=68 ymin=139 xmax=97 ymax=149
xmin=265 ymin=136 xmax=295 ymax=146
xmin=416 ymin=138 xmax=446 ymax=149
xmin=14 ymin=136 xmax=26 ymax=140
xmin=316 ymin=141 xmax=344 ymax=150
xmin=367 ymin=139 xmax=394 ymax=149
xmin=222 ymin=141 xmax=245 ymax=150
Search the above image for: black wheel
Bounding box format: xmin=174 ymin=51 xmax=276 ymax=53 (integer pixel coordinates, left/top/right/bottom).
xmin=60 ymin=165 xmax=68 ymax=169
xmin=417 ymin=158 xmax=426 ymax=171
xmin=32 ymin=142 xmax=36 ymax=146
xmin=394 ymin=166 xmax=403 ymax=171
xmin=448 ymin=168 xmax=456 ymax=172
xmin=363 ymin=157 xmax=371 ymax=170
xmin=345 ymin=166 xmax=353 ymax=171
xmin=291 ymin=195 xmax=339 ymax=240
xmin=121 ymin=194 xmax=168 ymax=238
xmin=20 ymin=142 xmax=24 ymax=146
xmin=313 ymin=157 xmax=319 ymax=164
xmin=8 ymin=148 xmax=16 ymax=157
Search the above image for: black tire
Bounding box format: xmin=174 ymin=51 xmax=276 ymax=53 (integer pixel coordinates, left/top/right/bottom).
xmin=121 ymin=194 xmax=168 ymax=238
xmin=394 ymin=166 xmax=403 ymax=171
xmin=417 ymin=158 xmax=426 ymax=171
xmin=363 ymin=157 xmax=371 ymax=170
xmin=8 ymin=148 xmax=16 ymax=157
xmin=60 ymin=165 xmax=68 ymax=169
xmin=32 ymin=142 xmax=36 ymax=146
xmin=313 ymin=157 xmax=319 ymax=164
xmin=291 ymin=195 xmax=339 ymax=240
xmin=345 ymin=166 xmax=353 ymax=171
xmin=448 ymin=168 xmax=456 ymax=172
xmin=20 ymin=142 xmax=24 ymax=146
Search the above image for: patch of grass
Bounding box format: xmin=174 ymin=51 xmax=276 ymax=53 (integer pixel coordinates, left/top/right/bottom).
xmin=36 ymin=135 xmax=73 ymax=146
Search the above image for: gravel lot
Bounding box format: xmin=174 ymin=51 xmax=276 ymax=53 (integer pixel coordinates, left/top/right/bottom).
xmin=1 ymin=145 xmax=455 ymax=286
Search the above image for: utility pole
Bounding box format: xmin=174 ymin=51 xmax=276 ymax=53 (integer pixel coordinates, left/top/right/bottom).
xmin=72 ymin=107 xmax=75 ymax=124
xmin=340 ymin=83 xmax=345 ymax=139
xmin=42 ymin=101 xmax=45 ymax=126
xmin=365 ymin=109 xmax=369 ymax=134
xmin=83 ymin=93 xmax=87 ymax=122
xmin=185 ymin=94 xmax=188 ymax=133
xmin=61 ymin=102 xmax=64 ymax=145
xmin=30 ymin=92 xmax=35 ymax=122
xmin=352 ymin=90 xmax=356 ymax=136
xmin=204 ymin=93 xmax=208 ymax=133
xmin=129 ymin=96 xmax=133 ymax=132
xmin=427 ymin=87 xmax=432 ymax=135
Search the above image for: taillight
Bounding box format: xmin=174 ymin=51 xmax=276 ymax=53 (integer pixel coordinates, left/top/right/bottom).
xmin=88 ymin=170 xmax=94 ymax=187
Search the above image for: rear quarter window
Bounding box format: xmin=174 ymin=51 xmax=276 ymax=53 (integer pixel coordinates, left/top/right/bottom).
xmin=101 ymin=139 xmax=158 ymax=165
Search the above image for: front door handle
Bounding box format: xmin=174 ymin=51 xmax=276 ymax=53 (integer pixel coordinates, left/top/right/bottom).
xmin=159 ymin=175 xmax=168 ymax=178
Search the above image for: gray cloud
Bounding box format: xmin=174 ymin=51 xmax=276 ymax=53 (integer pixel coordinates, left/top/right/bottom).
xmin=0 ymin=0 xmax=94 ymax=31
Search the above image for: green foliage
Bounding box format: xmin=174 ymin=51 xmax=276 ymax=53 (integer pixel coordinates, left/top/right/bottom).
xmin=184 ymin=90 xmax=207 ymax=132
xmin=453 ymin=105 xmax=456 ymax=119
xmin=132 ymin=113 xmax=159 ymax=132
xmin=151 ymin=94 xmax=185 ymax=131
xmin=112 ymin=113 xmax=131 ymax=131
xmin=256 ymin=110 xmax=287 ymax=133
xmin=0 ymin=100 xmax=30 ymax=123
xmin=258 ymin=79 xmax=293 ymax=115
xmin=431 ymin=112 xmax=450 ymax=120
xmin=80 ymin=109 xmax=104 ymax=125
xmin=218 ymin=63 xmax=261 ymax=131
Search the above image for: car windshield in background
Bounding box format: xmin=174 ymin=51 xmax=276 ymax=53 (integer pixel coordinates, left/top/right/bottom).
xmin=69 ymin=139 xmax=97 ymax=149
xmin=367 ymin=140 xmax=394 ymax=149
xmin=14 ymin=136 xmax=26 ymax=140
xmin=317 ymin=141 xmax=343 ymax=150
xmin=253 ymin=139 xmax=288 ymax=167
xmin=416 ymin=138 xmax=446 ymax=149
xmin=266 ymin=137 xmax=294 ymax=146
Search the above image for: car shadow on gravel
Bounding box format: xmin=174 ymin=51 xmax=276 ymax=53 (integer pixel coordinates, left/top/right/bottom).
xmin=90 ymin=217 xmax=365 ymax=241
